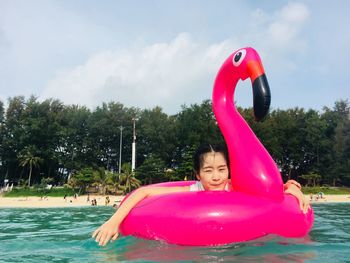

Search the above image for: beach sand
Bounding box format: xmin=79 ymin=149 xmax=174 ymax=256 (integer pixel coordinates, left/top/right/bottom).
xmin=309 ymin=194 xmax=350 ymax=203
xmin=0 ymin=194 xmax=349 ymax=208
xmin=0 ymin=195 xmax=125 ymax=208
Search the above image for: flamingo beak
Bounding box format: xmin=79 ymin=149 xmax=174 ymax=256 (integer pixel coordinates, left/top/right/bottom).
xmin=247 ymin=60 xmax=271 ymax=121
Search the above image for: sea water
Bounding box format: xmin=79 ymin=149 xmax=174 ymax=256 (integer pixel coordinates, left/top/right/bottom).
xmin=0 ymin=203 xmax=349 ymax=263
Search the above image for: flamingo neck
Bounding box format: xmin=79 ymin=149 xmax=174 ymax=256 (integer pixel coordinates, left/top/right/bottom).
xmin=212 ymin=64 xmax=283 ymax=201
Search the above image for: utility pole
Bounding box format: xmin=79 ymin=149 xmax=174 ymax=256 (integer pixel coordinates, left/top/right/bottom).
xmin=131 ymin=118 xmax=136 ymax=172
xmin=119 ymin=126 xmax=124 ymax=173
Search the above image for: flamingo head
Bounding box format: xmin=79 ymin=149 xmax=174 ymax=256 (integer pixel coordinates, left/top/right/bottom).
xmin=230 ymin=47 xmax=271 ymax=121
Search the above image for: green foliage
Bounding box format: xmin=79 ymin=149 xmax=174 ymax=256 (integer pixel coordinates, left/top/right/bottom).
xmin=302 ymin=187 xmax=350 ymax=195
xmin=0 ymin=96 xmax=349 ymax=189
xmin=175 ymin=145 xmax=196 ymax=180
xmin=103 ymin=171 xmax=126 ymax=195
xmin=331 ymin=116 xmax=350 ymax=185
xmin=119 ymin=163 xmax=141 ymax=194
xmin=91 ymin=167 xmax=109 ymax=195
xmin=3 ymin=186 xmax=75 ymax=197
xmin=175 ymin=100 xmax=224 ymax=149
xmin=300 ymin=172 xmax=322 ymax=187
xmin=68 ymin=167 xmax=95 ymax=194
xmin=135 ymin=154 xmax=166 ymax=185
xmin=67 ymin=165 xmax=140 ymax=195
xmin=18 ymin=146 xmax=43 ymax=187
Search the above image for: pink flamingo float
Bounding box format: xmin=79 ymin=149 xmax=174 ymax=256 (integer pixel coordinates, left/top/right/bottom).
xmin=120 ymin=47 xmax=314 ymax=246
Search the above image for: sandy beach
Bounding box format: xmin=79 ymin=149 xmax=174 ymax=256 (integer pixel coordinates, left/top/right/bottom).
xmin=0 ymin=195 xmax=125 ymax=208
xmin=0 ymin=194 xmax=349 ymax=208
xmin=309 ymin=194 xmax=350 ymax=203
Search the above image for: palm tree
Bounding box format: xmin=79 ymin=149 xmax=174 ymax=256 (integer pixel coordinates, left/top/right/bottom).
xmin=19 ymin=147 xmax=43 ymax=187
xmin=92 ymin=167 xmax=108 ymax=195
xmin=120 ymin=163 xmax=141 ymax=194
xmin=104 ymin=171 xmax=126 ymax=195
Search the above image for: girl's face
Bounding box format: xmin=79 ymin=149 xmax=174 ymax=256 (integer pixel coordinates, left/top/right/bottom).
xmin=196 ymin=152 xmax=229 ymax=191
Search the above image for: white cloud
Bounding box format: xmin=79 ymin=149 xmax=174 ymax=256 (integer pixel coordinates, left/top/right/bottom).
xmin=246 ymin=2 xmax=309 ymax=73
xmin=41 ymin=33 xmax=238 ymax=113
xmin=40 ymin=2 xmax=310 ymax=114
xmin=267 ymin=2 xmax=309 ymax=49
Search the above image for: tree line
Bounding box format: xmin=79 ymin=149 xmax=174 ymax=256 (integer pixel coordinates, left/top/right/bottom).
xmin=0 ymin=96 xmax=349 ymax=192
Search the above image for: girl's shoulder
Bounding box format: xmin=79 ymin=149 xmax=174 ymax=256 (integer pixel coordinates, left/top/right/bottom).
xmin=189 ymin=181 xmax=205 ymax=192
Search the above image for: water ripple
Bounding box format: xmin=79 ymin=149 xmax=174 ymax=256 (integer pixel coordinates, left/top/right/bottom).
xmin=0 ymin=204 xmax=349 ymax=262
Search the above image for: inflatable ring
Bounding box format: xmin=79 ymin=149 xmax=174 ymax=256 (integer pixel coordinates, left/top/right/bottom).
xmin=120 ymin=47 xmax=314 ymax=246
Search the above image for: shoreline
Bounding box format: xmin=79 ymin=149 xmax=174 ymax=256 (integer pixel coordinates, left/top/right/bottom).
xmin=0 ymin=195 xmax=125 ymax=208
xmin=0 ymin=194 xmax=350 ymax=208
xmin=309 ymin=194 xmax=350 ymax=204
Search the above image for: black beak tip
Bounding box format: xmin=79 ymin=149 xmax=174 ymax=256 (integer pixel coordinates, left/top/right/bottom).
xmin=254 ymin=106 xmax=270 ymax=122
xmin=253 ymin=74 xmax=271 ymax=122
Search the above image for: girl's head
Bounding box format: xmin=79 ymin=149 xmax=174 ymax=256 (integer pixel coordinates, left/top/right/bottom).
xmin=193 ymin=144 xmax=230 ymax=191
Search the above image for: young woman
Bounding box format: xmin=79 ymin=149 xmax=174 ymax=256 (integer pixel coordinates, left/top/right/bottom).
xmin=92 ymin=144 xmax=309 ymax=246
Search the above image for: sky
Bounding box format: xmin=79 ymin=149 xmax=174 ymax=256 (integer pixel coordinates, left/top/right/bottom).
xmin=0 ymin=0 xmax=349 ymax=114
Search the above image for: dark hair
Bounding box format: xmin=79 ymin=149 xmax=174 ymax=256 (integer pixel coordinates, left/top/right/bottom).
xmin=193 ymin=144 xmax=229 ymax=174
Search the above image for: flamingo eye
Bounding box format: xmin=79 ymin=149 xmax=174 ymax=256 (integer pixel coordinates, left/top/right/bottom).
xmin=232 ymin=49 xmax=246 ymax=67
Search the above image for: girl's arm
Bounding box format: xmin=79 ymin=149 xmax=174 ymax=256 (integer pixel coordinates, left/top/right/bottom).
xmin=92 ymin=186 xmax=189 ymax=246
xmin=284 ymin=180 xmax=310 ymax=214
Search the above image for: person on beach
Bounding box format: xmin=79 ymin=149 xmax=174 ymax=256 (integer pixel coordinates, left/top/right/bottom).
xmin=92 ymin=143 xmax=309 ymax=246
xmin=105 ymin=196 xmax=110 ymax=206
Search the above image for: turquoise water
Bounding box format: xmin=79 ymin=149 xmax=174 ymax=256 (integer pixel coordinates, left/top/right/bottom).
xmin=0 ymin=203 xmax=349 ymax=263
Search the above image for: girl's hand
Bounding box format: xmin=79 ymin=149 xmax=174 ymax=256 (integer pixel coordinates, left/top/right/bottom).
xmin=91 ymin=186 xmax=188 ymax=247
xmin=284 ymin=182 xmax=310 ymax=214
xmin=92 ymin=219 xmax=120 ymax=246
